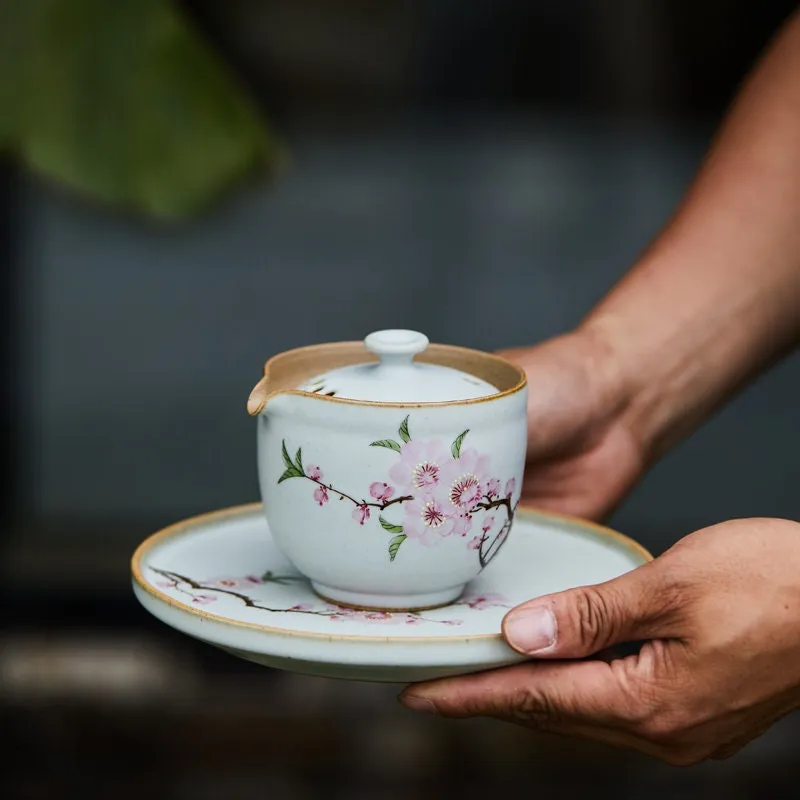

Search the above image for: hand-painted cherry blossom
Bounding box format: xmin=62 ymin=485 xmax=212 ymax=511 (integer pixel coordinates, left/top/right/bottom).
xmin=331 ymin=608 xmax=394 ymax=623
xmin=403 ymin=495 xmax=450 ymax=545
xmin=448 ymin=473 xmax=483 ymax=508
xmin=485 ymin=477 xmax=500 ymax=498
xmin=421 ymin=498 xmax=446 ymax=528
xmin=212 ymin=576 xmax=262 ymax=589
xmin=369 ymin=481 xmax=395 ymax=502
xmin=388 ymin=439 xmax=450 ymax=491
xmin=439 ymin=447 xmax=491 ymax=507
xmin=313 ymin=485 xmax=329 ymax=506
xmin=191 ymin=594 xmax=217 ymax=605
xmin=447 ymin=508 xmax=473 ymax=537
xmin=352 ymin=503 xmax=371 ymax=525
xmin=277 ymin=419 xmax=517 ymax=565
xmin=462 ymin=592 xmax=508 ymax=610
xmin=156 ymin=569 xmax=508 ymax=624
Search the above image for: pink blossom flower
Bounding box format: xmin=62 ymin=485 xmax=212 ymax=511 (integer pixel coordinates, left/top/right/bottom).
xmin=482 ymin=515 xmax=495 ymax=535
xmin=192 ymin=594 xmax=217 ymax=605
xmin=329 ymin=609 xmax=396 ymax=624
xmin=388 ymin=439 xmax=450 ymax=492
xmin=212 ymin=577 xmax=243 ymax=588
xmin=439 ymin=447 xmax=492 ymax=511
xmin=468 ymin=535 xmax=482 ymax=550
xmin=369 ymin=481 xmax=395 ymax=502
xmin=156 ymin=580 xmax=177 ymax=589
xmin=313 ymin=485 xmax=329 ymax=505
xmin=363 ymin=611 xmax=393 ymax=622
xmin=448 ymin=508 xmax=473 ymax=537
xmin=448 ymin=473 xmax=483 ymax=508
xmin=307 ymin=465 xmax=323 ymax=480
xmin=462 ymin=592 xmax=508 ymax=610
xmin=210 ymin=576 xmax=263 ymax=588
xmin=352 ymin=503 xmax=371 ymax=525
xmin=484 ymin=477 xmax=500 ymax=498
xmin=504 ymin=477 xmax=516 ymax=498
xmin=289 ymin=603 xmax=314 ymax=612
xmin=402 ymin=494 xmax=451 ymax=545
xmin=404 ymin=615 xmax=423 ymax=625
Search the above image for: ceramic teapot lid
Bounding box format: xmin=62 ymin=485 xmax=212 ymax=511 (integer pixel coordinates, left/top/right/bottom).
xmin=297 ymin=330 xmax=499 ymax=402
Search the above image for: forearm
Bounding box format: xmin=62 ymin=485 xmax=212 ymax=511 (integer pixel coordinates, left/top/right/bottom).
xmin=583 ymin=10 xmax=800 ymax=460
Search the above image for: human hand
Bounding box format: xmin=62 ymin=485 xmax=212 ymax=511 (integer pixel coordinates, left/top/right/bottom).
xmin=399 ymin=517 xmax=800 ymax=765
xmin=494 ymin=328 xmax=644 ymax=521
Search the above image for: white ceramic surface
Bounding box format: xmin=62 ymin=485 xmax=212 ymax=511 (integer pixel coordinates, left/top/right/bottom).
xmin=298 ymin=329 xmax=500 ymax=402
xmin=251 ymin=330 xmax=528 ymax=611
xmin=131 ymin=503 xmax=652 ymax=683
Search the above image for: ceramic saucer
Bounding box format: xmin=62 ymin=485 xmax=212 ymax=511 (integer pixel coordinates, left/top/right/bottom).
xmin=131 ymin=503 xmax=651 ymax=683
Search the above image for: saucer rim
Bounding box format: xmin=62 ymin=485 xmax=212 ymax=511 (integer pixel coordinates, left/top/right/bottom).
xmin=131 ymin=502 xmax=652 ymax=645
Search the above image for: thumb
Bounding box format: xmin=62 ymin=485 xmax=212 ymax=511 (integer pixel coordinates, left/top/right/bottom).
xmin=501 ymin=561 xmax=679 ymax=659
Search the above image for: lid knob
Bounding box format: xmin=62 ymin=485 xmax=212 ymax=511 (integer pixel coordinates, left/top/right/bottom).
xmin=364 ymin=329 xmax=429 ymax=366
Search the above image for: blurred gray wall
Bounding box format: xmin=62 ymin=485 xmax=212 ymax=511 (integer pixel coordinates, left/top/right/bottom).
xmin=19 ymin=116 xmax=799 ymax=556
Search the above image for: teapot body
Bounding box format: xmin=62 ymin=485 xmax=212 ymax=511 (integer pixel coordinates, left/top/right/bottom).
xmin=256 ymin=388 xmax=527 ymax=611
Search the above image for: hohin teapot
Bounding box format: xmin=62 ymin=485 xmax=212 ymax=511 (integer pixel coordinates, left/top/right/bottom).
xmin=247 ymin=329 xmax=527 ymax=611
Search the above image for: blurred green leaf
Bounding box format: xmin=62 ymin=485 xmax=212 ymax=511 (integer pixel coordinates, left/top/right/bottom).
xmin=0 ymin=0 xmax=282 ymax=219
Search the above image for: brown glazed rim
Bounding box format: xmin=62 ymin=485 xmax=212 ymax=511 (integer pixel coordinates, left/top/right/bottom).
xmin=130 ymin=502 xmax=653 ymax=645
xmin=246 ymin=340 xmax=528 ymax=415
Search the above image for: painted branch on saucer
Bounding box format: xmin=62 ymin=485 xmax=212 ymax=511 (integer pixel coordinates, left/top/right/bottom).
xmin=151 ymin=567 xmax=510 ymax=626
xmin=278 ymin=415 xmax=517 ymax=567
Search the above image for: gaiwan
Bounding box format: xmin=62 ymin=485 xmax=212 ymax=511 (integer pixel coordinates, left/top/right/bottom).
xmin=247 ymin=329 xmax=527 ymax=612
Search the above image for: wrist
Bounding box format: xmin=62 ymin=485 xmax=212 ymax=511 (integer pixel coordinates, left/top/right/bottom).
xmin=577 ymin=307 xmax=686 ymax=464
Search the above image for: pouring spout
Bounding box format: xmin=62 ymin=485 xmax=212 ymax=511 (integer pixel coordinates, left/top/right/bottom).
xmin=247 ymin=341 xmax=380 ymax=416
xmin=247 ymin=375 xmax=271 ymax=416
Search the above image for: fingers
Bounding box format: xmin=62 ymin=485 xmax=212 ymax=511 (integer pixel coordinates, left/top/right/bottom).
xmin=398 ymin=658 xmax=697 ymax=765
xmin=501 ymin=560 xmax=683 ymax=659
xmin=399 ymin=659 xmax=640 ymax=728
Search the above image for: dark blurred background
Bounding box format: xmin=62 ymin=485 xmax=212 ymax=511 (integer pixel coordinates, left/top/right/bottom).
xmin=2 ymin=1 xmax=799 ymax=797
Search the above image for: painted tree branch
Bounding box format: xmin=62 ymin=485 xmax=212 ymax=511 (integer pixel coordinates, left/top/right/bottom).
xmin=473 ymin=496 xmax=517 ymax=568
xmin=150 ymin=568 xmax=483 ymax=622
xmin=305 ymin=475 xmax=413 ymax=509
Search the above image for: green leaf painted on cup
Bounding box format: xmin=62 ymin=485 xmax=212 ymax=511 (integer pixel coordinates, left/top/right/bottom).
xmin=281 ymin=440 xmax=294 ymax=471
xmin=370 ymin=439 xmax=401 ymax=453
xmin=398 ymin=415 xmax=411 ymax=443
xmin=278 ymin=467 xmax=303 ymax=484
xmin=388 ymin=533 xmax=407 ymax=562
xmin=379 ymin=516 xmax=404 ymax=534
xmin=451 ymin=429 xmax=469 ymax=459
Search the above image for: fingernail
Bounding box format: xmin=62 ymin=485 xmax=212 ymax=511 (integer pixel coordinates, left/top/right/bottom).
xmin=504 ymin=605 xmax=557 ymax=654
xmin=399 ymin=694 xmax=439 ymax=715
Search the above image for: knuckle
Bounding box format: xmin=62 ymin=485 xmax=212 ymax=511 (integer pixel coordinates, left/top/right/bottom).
xmin=635 ymin=708 xmax=689 ymax=744
xmin=609 ymin=662 xmax=660 ymax=725
xmin=511 ymin=686 xmax=563 ymax=731
xmin=572 ymin=586 xmax=617 ymax=650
